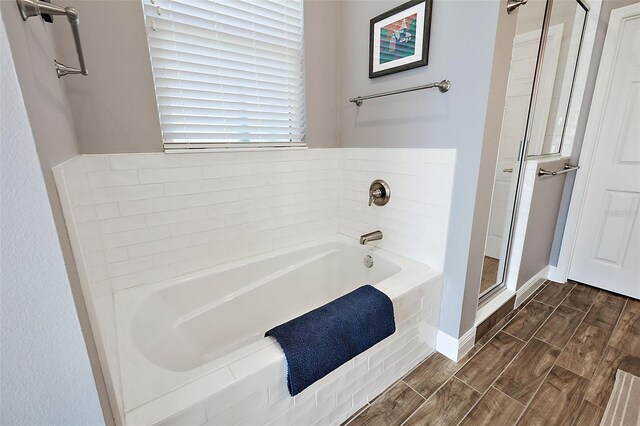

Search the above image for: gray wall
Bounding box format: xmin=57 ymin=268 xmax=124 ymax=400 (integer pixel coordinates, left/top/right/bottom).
xmin=518 ymin=159 xmax=569 ymax=286
xmin=0 ymin=0 xmax=112 ymax=422
xmin=51 ymin=0 xmax=341 ymax=153
xmin=52 ymin=0 xmax=163 ymax=153
xmin=0 ymin=11 xmax=103 ymax=424
xmin=338 ymin=0 xmax=501 ymax=337
xmin=303 ymin=0 xmax=341 ymax=148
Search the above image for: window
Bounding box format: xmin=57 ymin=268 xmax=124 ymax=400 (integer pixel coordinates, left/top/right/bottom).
xmin=142 ymin=0 xmax=306 ymax=152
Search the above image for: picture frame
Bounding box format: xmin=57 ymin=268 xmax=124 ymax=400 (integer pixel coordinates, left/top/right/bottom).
xmin=369 ymin=0 xmax=433 ymax=78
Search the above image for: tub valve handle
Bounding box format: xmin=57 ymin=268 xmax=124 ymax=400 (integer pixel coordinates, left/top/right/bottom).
xmin=369 ymin=179 xmax=390 ymax=207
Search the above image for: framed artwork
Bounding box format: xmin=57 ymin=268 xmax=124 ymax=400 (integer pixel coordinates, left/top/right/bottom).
xmin=369 ymin=0 xmax=433 ymax=78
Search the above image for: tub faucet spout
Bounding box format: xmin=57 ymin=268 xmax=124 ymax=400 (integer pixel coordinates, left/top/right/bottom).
xmin=360 ymin=230 xmax=383 ymax=245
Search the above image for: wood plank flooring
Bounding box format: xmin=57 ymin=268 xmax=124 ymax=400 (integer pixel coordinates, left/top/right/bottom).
xmin=345 ymin=281 xmax=640 ymax=426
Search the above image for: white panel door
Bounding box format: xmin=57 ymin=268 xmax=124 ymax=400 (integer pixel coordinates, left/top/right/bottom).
xmin=569 ymin=3 xmax=640 ymax=298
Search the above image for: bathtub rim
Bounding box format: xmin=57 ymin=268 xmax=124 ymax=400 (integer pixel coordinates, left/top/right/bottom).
xmin=115 ymin=234 xmax=442 ymax=425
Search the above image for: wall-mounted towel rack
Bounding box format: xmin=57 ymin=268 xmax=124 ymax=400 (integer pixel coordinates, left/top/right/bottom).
xmin=17 ymin=0 xmax=88 ymax=78
xmin=538 ymin=163 xmax=580 ymax=177
xmin=349 ymin=80 xmax=451 ymax=106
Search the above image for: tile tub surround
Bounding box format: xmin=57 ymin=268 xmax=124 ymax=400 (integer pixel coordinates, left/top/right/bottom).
xmin=53 ymin=148 xmax=455 ymax=424
xmin=125 ymin=253 xmax=442 ymax=425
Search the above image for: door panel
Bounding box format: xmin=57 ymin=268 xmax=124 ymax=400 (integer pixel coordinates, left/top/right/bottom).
xmin=569 ymin=4 xmax=640 ymax=298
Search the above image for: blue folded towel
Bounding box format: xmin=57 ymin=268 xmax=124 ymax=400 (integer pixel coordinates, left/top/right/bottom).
xmin=265 ymin=285 xmax=395 ymax=396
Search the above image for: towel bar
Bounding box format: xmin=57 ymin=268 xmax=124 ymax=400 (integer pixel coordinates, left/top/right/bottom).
xmin=17 ymin=0 xmax=88 ymax=77
xmin=349 ymin=80 xmax=451 ymax=106
xmin=538 ymin=163 xmax=580 ymax=177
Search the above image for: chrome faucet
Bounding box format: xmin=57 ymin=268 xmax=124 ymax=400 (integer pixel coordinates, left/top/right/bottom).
xmin=360 ymin=230 xmax=383 ymax=245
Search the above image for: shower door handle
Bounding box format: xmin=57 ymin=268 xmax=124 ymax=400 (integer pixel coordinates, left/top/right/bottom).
xmin=17 ymin=0 xmax=88 ymax=77
xmin=506 ymin=0 xmax=528 ymax=14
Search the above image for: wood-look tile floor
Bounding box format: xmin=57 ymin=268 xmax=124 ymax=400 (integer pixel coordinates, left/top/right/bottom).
xmin=345 ymin=281 xmax=640 ymax=426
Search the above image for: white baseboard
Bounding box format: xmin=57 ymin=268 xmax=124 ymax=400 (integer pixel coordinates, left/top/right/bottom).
xmin=436 ymin=328 xmax=476 ymax=362
xmin=515 ymin=266 xmax=549 ymax=307
xmin=546 ymin=265 xmax=568 ymax=283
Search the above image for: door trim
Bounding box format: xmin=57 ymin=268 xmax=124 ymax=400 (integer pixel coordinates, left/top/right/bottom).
xmin=553 ymin=2 xmax=640 ymax=283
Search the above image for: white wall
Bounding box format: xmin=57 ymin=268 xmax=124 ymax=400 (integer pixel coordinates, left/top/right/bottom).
xmin=0 ymin=12 xmax=103 ymax=425
xmin=0 ymin=0 xmax=113 ymax=421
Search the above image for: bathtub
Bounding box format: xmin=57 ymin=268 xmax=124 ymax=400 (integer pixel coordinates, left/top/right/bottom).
xmin=115 ymin=235 xmax=442 ymax=425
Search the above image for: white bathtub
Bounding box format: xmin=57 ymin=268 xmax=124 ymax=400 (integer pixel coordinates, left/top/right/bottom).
xmin=115 ymin=235 xmax=442 ymax=425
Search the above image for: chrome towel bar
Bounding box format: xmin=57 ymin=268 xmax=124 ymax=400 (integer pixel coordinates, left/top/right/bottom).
xmin=538 ymin=163 xmax=580 ymax=177
xmin=349 ymin=80 xmax=451 ymax=106
xmin=17 ymin=0 xmax=88 ymax=78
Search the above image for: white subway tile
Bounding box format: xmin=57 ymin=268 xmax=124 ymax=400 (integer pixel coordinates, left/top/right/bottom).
xmin=206 ymin=388 xmax=268 ymax=426
xmin=237 ymin=395 xmax=293 ymax=426
xmin=156 ymin=402 xmax=206 ymax=426
xmin=95 ymin=203 xmax=120 ymax=219
xmin=82 ymin=155 xmax=112 ymax=172
xmin=127 ymin=237 xmax=189 ymax=259
xmin=229 ymin=344 xmax=285 ymax=382
xmin=72 ymin=205 xmax=98 ymax=223
xmin=111 ymin=264 xmax=176 ymax=291
xmin=124 ymin=366 xmax=235 ymax=426
xmin=139 ymin=167 xmax=203 ymax=184
xmin=169 ymin=216 xmax=227 ymax=237
xmin=98 ymin=215 xmax=147 ymax=234
xmin=163 ymin=179 xmax=222 ymax=196
xmin=104 ymin=247 xmax=128 ymax=264
xmin=108 ymin=256 xmax=154 ymax=278
xmin=178 ymin=152 xmax=237 ymax=167
xmin=202 ymin=163 xmax=254 ymax=179
xmin=221 ymin=175 xmax=270 ymax=190
xmin=92 ymin=184 xmax=164 ymax=204
xmin=88 ymin=171 xmax=139 ymax=188
xmin=152 ymin=242 xmax=213 ymax=267
xmin=103 ymin=226 xmax=171 ymax=249
xmin=108 ymin=154 xmax=181 ymax=171
xmin=204 ymin=364 xmax=283 ymax=419
xmin=145 ymin=206 xmax=209 ymax=227
xmin=118 ymin=196 xmax=188 ymax=216
xmin=182 ymin=190 xmax=239 ymax=208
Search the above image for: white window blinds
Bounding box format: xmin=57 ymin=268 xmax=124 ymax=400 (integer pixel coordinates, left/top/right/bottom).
xmin=142 ymin=0 xmax=306 ymax=152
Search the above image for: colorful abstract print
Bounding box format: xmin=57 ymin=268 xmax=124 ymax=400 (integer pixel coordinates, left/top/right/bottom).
xmin=379 ymin=13 xmax=417 ymax=64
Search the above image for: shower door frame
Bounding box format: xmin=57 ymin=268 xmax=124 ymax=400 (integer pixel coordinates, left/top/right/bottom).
xmin=479 ymin=0 xmax=590 ymax=305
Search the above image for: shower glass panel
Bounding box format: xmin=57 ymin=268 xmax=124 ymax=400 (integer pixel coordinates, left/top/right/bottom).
xmin=480 ymin=0 xmax=589 ymax=302
xmin=479 ymin=0 xmax=548 ymax=299
xmin=528 ymin=0 xmax=588 ymax=156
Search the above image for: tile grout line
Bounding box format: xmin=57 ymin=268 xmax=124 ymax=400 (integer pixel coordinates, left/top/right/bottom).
xmin=399 ymin=355 xmax=479 ymax=426
xmin=562 ymin=291 xmax=614 ymax=425
xmin=356 ymin=283 xmax=608 ymax=426
xmin=458 ymin=283 xmax=581 ymax=424
xmin=452 ymin=283 xmax=558 ymax=424
xmin=513 ymin=361 xmax=555 ymax=425
xmin=492 ymin=384 xmax=526 ymax=408
xmin=455 ymin=337 xmax=530 ymax=424
xmin=476 ymin=282 xmax=548 ymax=347
xmin=508 ymin=284 xmax=584 ymax=424
xmin=401 ymin=380 xmax=427 ymax=402
xmin=577 ymin=295 xmax=628 ymax=413
xmin=515 ymin=287 xmax=603 ymax=424
xmin=555 ymin=290 xmax=603 ymax=374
